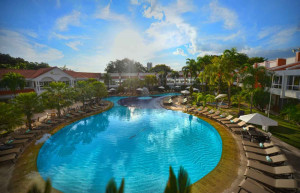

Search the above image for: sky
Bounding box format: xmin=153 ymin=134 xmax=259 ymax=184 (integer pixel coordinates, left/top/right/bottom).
xmin=0 ymin=0 xmax=299 ymax=72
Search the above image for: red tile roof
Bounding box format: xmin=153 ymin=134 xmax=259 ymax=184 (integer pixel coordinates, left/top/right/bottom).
xmin=0 ymin=67 xmax=55 ymax=79
xmin=0 ymin=89 xmax=35 ymax=96
xmin=63 ymin=70 xmax=101 ymax=79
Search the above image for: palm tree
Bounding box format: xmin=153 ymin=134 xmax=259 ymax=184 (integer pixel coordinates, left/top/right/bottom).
xmin=232 ymin=90 xmax=246 ymax=113
xmin=241 ymin=64 xmax=270 ymax=113
xmin=75 ymin=81 xmax=94 ymax=109
xmin=92 ymin=81 xmax=108 ymax=103
xmin=105 ymin=178 xmax=125 ymax=193
xmin=164 ymin=166 xmax=191 ymax=193
xmin=181 ymin=66 xmax=189 ymax=85
xmin=27 ymin=178 xmax=52 ymax=193
xmin=13 ymin=92 xmax=44 ymax=130
xmin=0 ymin=102 xmax=23 ymax=132
xmin=103 ymin=73 xmax=112 ymax=88
xmin=41 ymin=82 xmax=74 ymax=117
xmin=1 ymin=72 xmax=26 ymax=97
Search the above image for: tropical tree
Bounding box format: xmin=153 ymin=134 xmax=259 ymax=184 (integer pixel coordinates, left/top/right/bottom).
xmin=13 ymin=92 xmax=44 ymax=130
xmin=75 ymin=81 xmax=94 ymax=109
xmin=27 ymin=178 xmax=52 ymax=193
xmin=41 ymin=82 xmax=74 ymax=117
xmin=144 ymin=75 xmax=158 ymax=90
xmin=164 ymin=166 xmax=191 ymax=193
xmin=181 ymin=66 xmax=189 ymax=85
xmin=150 ymin=64 xmax=172 ymax=86
xmin=232 ymin=90 xmax=246 ymax=113
xmin=105 ymin=178 xmax=125 ymax=193
xmin=1 ymin=72 xmax=26 ymax=96
xmin=0 ymin=102 xmax=23 ymax=132
xmin=253 ymin=88 xmax=270 ymax=111
xmin=241 ymin=64 xmax=270 ymax=113
xmin=92 ymin=81 xmax=108 ymax=103
xmin=103 ymin=73 xmax=112 ymax=88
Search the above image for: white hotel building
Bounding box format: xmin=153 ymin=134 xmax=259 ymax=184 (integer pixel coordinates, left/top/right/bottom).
xmin=254 ymin=51 xmax=300 ymax=112
xmin=0 ymin=67 xmax=194 ymax=99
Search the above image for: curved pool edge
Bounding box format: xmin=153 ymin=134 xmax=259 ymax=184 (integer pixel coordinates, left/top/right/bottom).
xmin=161 ymin=98 xmax=240 ymax=193
xmin=7 ymin=101 xmax=114 ymax=193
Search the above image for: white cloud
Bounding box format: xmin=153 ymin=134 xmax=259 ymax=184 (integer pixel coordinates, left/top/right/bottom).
xmin=257 ymin=26 xmax=280 ymax=39
xmin=0 ymin=29 xmax=63 ymax=62
xmin=94 ymin=2 xmax=127 ymax=22
xmin=142 ymin=0 xmax=198 ymax=55
xmin=130 ymin=0 xmax=140 ymax=5
xmin=55 ymin=10 xmax=81 ymax=31
xmin=56 ymin=0 xmax=61 ymax=8
xmin=267 ymin=27 xmax=299 ymax=46
xmin=66 ymin=41 xmax=82 ymax=51
xmin=173 ymin=48 xmax=186 ymax=56
xmin=208 ymin=0 xmax=238 ymax=30
xmin=50 ymin=32 xmax=87 ymax=40
xmin=22 ymin=30 xmax=38 ymax=38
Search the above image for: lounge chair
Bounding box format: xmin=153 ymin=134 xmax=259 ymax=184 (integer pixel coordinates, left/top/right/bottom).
xmin=242 ymin=141 xmax=275 ymax=149
xmin=238 ymin=178 xmax=271 ymax=193
xmin=0 ymin=147 xmax=22 ymax=156
xmin=211 ymin=112 xmax=225 ymax=119
xmin=207 ymin=110 xmax=221 ymax=118
xmin=225 ymin=121 xmax=246 ymax=129
xmin=244 ymin=169 xmax=297 ymax=190
xmin=246 ymin=152 xmax=287 ymax=165
xmin=247 ymin=160 xmax=294 ymax=177
xmin=203 ymin=109 xmax=215 ymax=116
xmin=13 ymin=134 xmax=35 ymax=140
xmin=5 ymin=139 xmax=29 ymax=147
xmin=0 ymin=154 xmax=16 ymax=164
xmin=221 ymin=117 xmax=240 ymax=125
xmin=216 ymin=115 xmax=233 ymax=122
xmin=197 ymin=107 xmax=209 ymax=114
xmin=243 ymin=146 xmax=281 ymax=156
xmin=192 ymin=106 xmax=203 ymax=114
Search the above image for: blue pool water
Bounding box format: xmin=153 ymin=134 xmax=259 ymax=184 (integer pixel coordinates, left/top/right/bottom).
xmin=37 ymin=94 xmax=222 ymax=193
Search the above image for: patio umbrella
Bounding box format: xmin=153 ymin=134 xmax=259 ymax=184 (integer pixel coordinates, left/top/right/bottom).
xmin=239 ymin=113 xmax=278 ymax=132
xmin=186 ymin=86 xmax=190 ymax=89
xmin=175 ymin=85 xmax=181 ymax=88
xmin=136 ymin=88 xmax=143 ymax=91
xmin=193 ymin=88 xmax=199 ymax=92
xmin=181 ymin=90 xmax=190 ymax=95
xmin=158 ymin=86 xmax=165 ymax=89
xmin=109 ymin=88 xmax=116 ymax=91
xmin=215 ymin=94 xmax=227 ymax=99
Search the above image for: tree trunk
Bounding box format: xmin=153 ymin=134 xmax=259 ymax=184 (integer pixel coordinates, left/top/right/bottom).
xmin=238 ymin=99 xmax=241 ymax=113
xmin=27 ymin=115 xmax=32 ymax=130
xmin=57 ymin=105 xmax=61 ymax=118
xmin=250 ymin=93 xmax=253 ymax=113
xmin=228 ymin=84 xmax=231 ymax=108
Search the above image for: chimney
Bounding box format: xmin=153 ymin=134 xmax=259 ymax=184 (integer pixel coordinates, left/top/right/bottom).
xmin=296 ymin=52 xmax=300 ymax=62
xmin=276 ymin=58 xmax=286 ymax=66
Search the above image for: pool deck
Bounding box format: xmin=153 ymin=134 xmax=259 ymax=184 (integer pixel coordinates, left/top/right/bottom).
xmin=0 ymin=100 xmax=114 ymax=193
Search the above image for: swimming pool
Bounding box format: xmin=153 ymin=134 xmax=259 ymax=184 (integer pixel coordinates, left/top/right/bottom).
xmin=37 ymin=94 xmax=222 ymax=193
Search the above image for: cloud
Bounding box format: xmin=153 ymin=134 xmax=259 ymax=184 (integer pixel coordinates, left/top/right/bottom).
xmin=207 ymin=0 xmax=238 ymax=30
xmin=0 ymin=29 xmax=63 ymax=62
xmin=94 ymin=2 xmax=127 ymax=22
xmin=55 ymin=10 xmax=81 ymax=31
xmin=66 ymin=41 xmax=82 ymax=51
xmin=240 ymin=46 xmax=295 ymax=59
xmin=142 ymin=0 xmax=198 ymax=55
xmin=56 ymin=0 xmax=61 ymax=8
xmin=257 ymin=26 xmax=280 ymax=39
xmin=50 ymin=32 xmax=87 ymax=40
xmin=267 ymin=26 xmax=299 ymax=46
xmin=23 ymin=30 xmax=38 ymax=38
xmin=130 ymin=0 xmax=140 ymax=5
xmin=173 ymin=48 xmax=186 ymax=56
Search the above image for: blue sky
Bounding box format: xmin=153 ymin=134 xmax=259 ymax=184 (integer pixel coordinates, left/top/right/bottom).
xmin=0 ymin=0 xmax=299 ymax=72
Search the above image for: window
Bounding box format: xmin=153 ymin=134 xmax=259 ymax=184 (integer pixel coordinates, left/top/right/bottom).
xmin=286 ymin=76 xmax=300 ymax=91
xmin=273 ymin=76 xmax=282 ymax=89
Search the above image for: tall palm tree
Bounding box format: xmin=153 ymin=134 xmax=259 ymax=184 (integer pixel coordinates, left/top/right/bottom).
xmin=170 ymin=71 xmax=180 ymax=87
xmin=164 ymin=166 xmax=191 ymax=193
xmin=241 ymin=64 xmax=270 ymax=113
xmin=41 ymin=82 xmax=74 ymax=117
xmin=13 ymin=92 xmax=44 ymax=130
xmin=181 ymin=66 xmax=189 ymax=85
xmin=105 ymin=178 xmax=125 ymax=193
xmin=1 ymin=72 xmax=26 ymax=97
xmin=103 ymin=73 xmax=112 ymax=88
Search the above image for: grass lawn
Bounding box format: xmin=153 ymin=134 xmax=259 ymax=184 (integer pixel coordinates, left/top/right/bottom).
xmin=203 ymin=103 xmax=300 ymax=149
